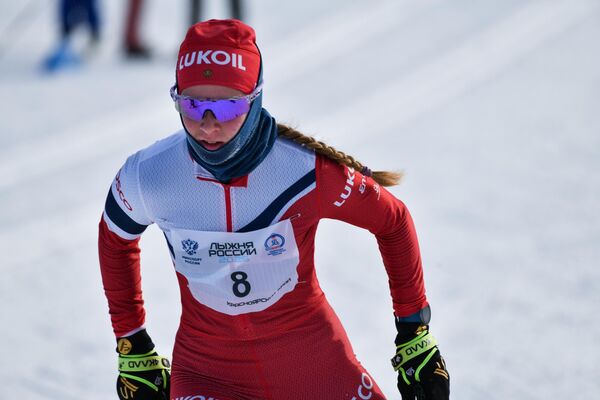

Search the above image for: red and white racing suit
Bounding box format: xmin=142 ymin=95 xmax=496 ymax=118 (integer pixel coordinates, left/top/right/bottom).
xmin=99 ymin=131 xmax=428 ymax=399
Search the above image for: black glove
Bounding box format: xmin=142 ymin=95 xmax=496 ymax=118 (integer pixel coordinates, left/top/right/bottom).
xmin=116 ymin=329 xmax=171 ymax=400
xmin=391 ymin=322 xmax=450 ymax=400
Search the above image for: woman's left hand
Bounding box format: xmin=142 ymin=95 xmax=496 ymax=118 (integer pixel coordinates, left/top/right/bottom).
xmin=391 ymin=324 xmax=450 ymax=399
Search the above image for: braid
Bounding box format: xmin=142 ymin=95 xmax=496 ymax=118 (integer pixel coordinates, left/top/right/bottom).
xmin=277 ymin=123 xmax=402 ymax=187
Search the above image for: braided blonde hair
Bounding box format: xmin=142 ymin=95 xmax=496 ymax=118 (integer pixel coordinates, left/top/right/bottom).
xmin=277 ymin=123 xmax=402 ymax=187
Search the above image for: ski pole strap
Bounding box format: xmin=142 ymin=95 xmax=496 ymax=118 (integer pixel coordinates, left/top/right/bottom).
xmin=391 ymin=331 xmax=438 ymax=371
xmin=118 ymin=354 xmax=171 ymax=372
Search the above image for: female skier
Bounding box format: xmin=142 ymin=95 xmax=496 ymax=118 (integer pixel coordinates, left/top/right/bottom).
xmin=99 ymin=19 xmax=450 ymax=400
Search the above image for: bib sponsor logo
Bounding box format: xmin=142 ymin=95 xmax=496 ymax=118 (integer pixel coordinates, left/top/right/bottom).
xmin=351 ymin=372 xmax=374 ymax=400
xmin=209 ymin=241 xmax=257 ymax=263
xmin=178 ymin=50 xmax=247 ymax=71
xmin=182 ymin=239 xmax=199 ymax=256
xmin=181 ymin=239 xmax=202 ymax=265
xmin=264 ymin=233 xmax=286 ymax=256
xmin=334 ymin=167 xmax=356 ymax=207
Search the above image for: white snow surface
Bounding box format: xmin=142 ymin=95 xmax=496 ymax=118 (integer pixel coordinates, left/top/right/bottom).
xmin=1 ymin=0 xmax=599 ymax=398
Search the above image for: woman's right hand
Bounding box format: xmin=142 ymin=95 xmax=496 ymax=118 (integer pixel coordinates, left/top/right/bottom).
xmin=115 ymin=329 xmax=171 ymax=399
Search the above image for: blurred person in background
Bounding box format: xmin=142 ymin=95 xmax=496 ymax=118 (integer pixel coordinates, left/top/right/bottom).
xmin=42 ymin=0 xmax=100 ymax=71
xmin=123 ymin=0 xmax=150 ymax=58
xmin=122 ymin=0 xmax=245 ymax=61
xmin=99 ymin=18 xmax=449 ymax=400
xmin=189 ymin=0 xmax=244 ymax=26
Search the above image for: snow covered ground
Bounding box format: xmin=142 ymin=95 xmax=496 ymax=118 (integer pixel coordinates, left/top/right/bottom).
xmin=1 ymin=0 xmax=599 ymax=398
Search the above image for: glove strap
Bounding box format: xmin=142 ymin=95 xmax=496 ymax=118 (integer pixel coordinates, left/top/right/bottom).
xmin=118 ymin=353 xmax=171 ymax=372
xmin=119 ymin=373 xmax=162 ymax=393
xmin=391 ymin=331 xmax=438 ymax=371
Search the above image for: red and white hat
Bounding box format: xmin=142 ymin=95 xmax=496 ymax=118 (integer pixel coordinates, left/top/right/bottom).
xmin=176 ymin=19 xmax=261 ymax=94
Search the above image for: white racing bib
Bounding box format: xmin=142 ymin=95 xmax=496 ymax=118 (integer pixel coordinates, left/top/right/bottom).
xmin=170 ymin=219 xmax=299 ymax=315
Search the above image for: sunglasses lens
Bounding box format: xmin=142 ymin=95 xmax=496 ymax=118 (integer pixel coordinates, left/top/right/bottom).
xmin=174 ymin=98 xmax=204 ymax=120
xmin=210 ymin=99 xmax=251 ymax=121
xmin=174 ymin=97 xmax=250 ymax=122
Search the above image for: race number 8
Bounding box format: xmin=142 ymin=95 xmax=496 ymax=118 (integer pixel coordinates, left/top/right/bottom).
xmin=231 ymin=271 xmax=251 ymax=297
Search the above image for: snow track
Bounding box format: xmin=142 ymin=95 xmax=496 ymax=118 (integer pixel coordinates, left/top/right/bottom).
xmin=1 ymin=1 xmax=599 ymax=398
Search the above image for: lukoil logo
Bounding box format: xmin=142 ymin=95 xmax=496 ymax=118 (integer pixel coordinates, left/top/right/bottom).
xmin=179 ymin=50 xmax=247 ymax=71
xmin=334 ymin=167 xmax=356 ymax=207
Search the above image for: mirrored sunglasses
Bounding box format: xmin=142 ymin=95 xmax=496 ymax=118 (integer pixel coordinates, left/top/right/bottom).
xmin=169 ymin=84 xmax=262 ymax=122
